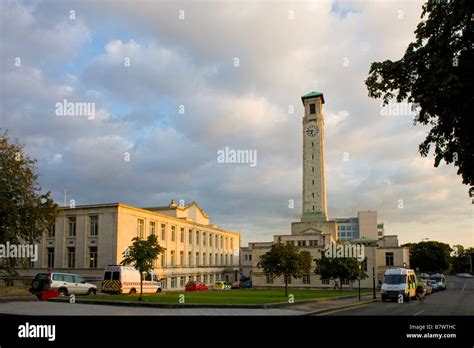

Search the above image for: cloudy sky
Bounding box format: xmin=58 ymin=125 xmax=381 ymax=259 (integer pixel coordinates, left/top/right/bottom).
xmin=1 ymin=0 xmax=472 ymax=247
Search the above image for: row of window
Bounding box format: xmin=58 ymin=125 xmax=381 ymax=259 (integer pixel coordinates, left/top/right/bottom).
xmin=244 ymin=254 xmax=252 ymax=261
xmin=286 ymin=240 xmax=319 ymax=247
xmin=47 ymin=247 xmax=98 ymax=268
xmin=48 ymin=216 xmax=99 ymax=238
xmin=338 ymin=225 xmax=357 ymax=231
xmin=137 ymin=219 xmax=234 ymax=250
xmin=156 ymin=251 xmax=234 ymax=267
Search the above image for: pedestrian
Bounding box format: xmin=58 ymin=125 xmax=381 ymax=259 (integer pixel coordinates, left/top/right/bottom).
xmin=333 ymin=278 xmax=340 ymax=290
xmin=416 ymin=282 xmax=426 ymax=302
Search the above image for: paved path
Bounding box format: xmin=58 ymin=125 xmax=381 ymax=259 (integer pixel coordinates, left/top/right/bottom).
xmin=0 ymin=301 xmax=304 ymax=316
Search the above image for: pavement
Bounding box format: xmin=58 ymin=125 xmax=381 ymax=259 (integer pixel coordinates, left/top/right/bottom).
xmin=319 ymin=275 xmax=474 ymax=316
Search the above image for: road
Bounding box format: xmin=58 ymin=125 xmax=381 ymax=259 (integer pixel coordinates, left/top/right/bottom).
xmin=321 ymin=275 xmax=474 ymax=316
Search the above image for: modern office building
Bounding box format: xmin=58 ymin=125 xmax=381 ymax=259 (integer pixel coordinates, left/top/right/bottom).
xmin=11 ymin=200 xmax=240 ymax=290
xmin=334 ymin=211 xmax=385 ymax=241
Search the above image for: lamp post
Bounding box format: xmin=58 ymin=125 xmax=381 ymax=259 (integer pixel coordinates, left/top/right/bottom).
xmin=372 ymin=266 xmax=376 ymax=300
xmin=358 ymin=263 xmax=361 ymax=301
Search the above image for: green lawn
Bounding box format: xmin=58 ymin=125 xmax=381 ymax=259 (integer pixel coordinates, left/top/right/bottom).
xmin=91 ymin=289 xmax=369 ymax=304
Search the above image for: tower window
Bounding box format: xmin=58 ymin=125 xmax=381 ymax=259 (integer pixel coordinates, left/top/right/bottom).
xmin=312 ymin=142 xmax=314 ymax=147
xmin=313 ymin=206 xmax=315 ymax=211
xmin=312 ymin=193 xmax=314 ymax=198
xmin=312 ymin=180 xmax=315 ymax=185
xmin=309 ymin=103 xmax=316 ymax=114
xmin=312 ymin=167 xmax=314 ymax=172
xmin=312 ymin=154 xmax=314 ymax=160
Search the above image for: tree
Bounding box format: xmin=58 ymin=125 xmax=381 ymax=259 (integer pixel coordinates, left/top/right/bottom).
xmin=257 ymin=242 xmax=312 ymax=296
xmin=365 ymin=0 xmax=473 ymax=196
xmin=0 ymin=131 xmax=59 ymax=277
xmin=314 ymin=253 xmax=367 ymax=290
xmin=450 ymin=245 xmax=473 ymax=274
xmin=120 ymin=234 xmax=165 ymax=301
xmin=403 ymin=241 xmax=452 ymax=274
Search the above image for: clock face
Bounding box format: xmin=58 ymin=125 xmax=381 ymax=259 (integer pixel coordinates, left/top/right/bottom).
xmin=306 ymin=124 xmax=319 ymax=137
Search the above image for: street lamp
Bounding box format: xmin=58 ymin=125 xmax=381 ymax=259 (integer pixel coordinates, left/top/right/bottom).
xmin=372 ymin=266 xmax=376 ymax=300
xmin=358 ymin=263 xmax=361 ymax=301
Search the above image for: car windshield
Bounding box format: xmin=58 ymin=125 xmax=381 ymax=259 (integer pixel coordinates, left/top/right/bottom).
xmin=383 ymin=275 xmax=406 ymax=284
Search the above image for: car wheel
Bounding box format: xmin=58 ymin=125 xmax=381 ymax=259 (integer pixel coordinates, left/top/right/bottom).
xmin=87 ymin=289 xmax=96 ymax=296
xmin=32 ymin=280 xmax=41 ymax=290
xmin=58 ymin=288 xmax=68 ymax=297
xmin=156 ymin=288 xmax=162 ymax=293
xmin=36 ymin=294 xmax=42 ymax=301
xmin=129 ymin=288 xmax=136 ymax=295
xmin=405 ymin=294 xmax=410 ymax=303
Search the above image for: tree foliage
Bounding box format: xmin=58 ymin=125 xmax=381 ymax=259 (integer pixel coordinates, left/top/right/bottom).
xmin=314 ymin=253 xmax=367 ymax=289
xmin=365 ymin=0 xmax=473 ymax=195
xmin=120 ymin=234 xmax=165 ymax=300
xmin=257 ymin=242 xmax=312 ymax=296
xmin=450 ymin=244 xmax=473 ymax=274
xmin=403 ymin=241 xmax=452 ymax=274
xmin=0 ymin=131 xmax=59 ymax=276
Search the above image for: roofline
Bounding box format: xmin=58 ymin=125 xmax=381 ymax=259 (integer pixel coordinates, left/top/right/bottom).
xmin=59 ymin=203 xmax=239 ymax=236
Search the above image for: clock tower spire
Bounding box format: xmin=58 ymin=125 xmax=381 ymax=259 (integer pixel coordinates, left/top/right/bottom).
xmin=301 ymin=91 xmax=327 ymax=221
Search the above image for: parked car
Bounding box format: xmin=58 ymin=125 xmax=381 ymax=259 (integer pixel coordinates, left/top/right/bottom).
xmin=30 ymin=272 xmax=97 ymax=299
xmin=456 ymin=273 xmax=473 ymax=278
xmin=430 ymin=274 xmax=447 ymax=290
xmin=185 ymin=280 xmax=208 ymax=292
xmin=213 ymin=281 xmax=232 ymax=290
xmin=428 ymin=280 xmax=439 ymax=292
xmin=241 ymin=280 xmax=252 ymax=288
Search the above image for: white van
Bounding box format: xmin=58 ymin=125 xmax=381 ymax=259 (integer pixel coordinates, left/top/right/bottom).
xmin=102 ymin=265 xmax=162 ymax=295
xmin=381 ymin=268 xmax=417 ymax=302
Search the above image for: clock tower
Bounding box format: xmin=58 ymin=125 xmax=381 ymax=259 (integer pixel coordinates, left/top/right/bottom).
xmin=291 ymin=91 xmax=337 ymax=244
xmin=301 ymin=91 xmax=327 ymax=221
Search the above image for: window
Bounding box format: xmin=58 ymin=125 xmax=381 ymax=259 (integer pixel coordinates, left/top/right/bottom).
xmin=312 ymin=193 xmax=314 ymax=198
xmin=171 ymin=278 xmax=177 ymax=288
xmin=73 ymin=275 xmax=85 ymax=283
xmin=230 ymin=255 xmax=233 ymax=265
xmin=89 ymin=247 xmax=98 ymax=268
xmin=303 ymin=275 xmax=310 ymax=284
xmin=225 ymin=237 xmax=228 ymax=249
xmin=203 ymin=253 xmax=207 ymax=266
xmin=52 ymin=274 xmax=63 ymax=281
xmin=285 ymin=275 xmax=292 ymax=284
xmin=47 ymin=248 xmax=54 ymax=267
xmin=309 ymin=240 xmax=318 ymax=246
xmin=63 ymin=274 xmax=74 ymax=283
xmin=249 ymin=254 xmax=252 ymax=261
xmin=220 ymin=236 xmax=223 ymax=248
xmin=180 ymin=277 xmax=185 ymax=287
xmin=170 ymin=251 xmax=176 ymax=266
xmin=309 ymin=103 xmax=316 ymax=114
xmin=220 ymin=254 xmax=223 ymax=265
xmin=161 ymin=278 xmax=167 ymax=290
xmin=137 ymin=219 xmax=144 ymax=238
xmin=341 ymin=226 xmax=346 ymax=231
xmin=286 ymin=241 xmax=295 ymax=246
xmin=196 ymin=252 xmax=200 ymax=266
xmin=322 ymin=278 xmax=330 ymax=284
xmin=161 ymin=224 xmax=166 ymax=240
xmin=196 ymin=231 xmax=200 ymax=245
xmin=298 ymin=240 xmax=306 ymax=247
xmin=245 ymin=254 xmax=248 ymax=261
xmin=225 ymin=254 xmax=228 ymax=265
xmin=209 ymin=253 xmax=212 ymax=266
xmin=312 ymin=167 xmax=314 ymax=172
xmin=149 ymin=221 xmax=156 ymax=236
xmin=203 ymin=275 xmax=207 ymax=284
xmin=386 ymin=252 xmax=394 ymax=266
xmin=209 ymin=234 xmax=213 ymax=247
xmin=188 ymin=252 xmax=192 ymax=266
xmin=266 ymin=275 xmax=273 ymax=284
xmin=89 ymin=215 xmax=98 ymax=236
xmin=215 ymin=253 xmax=218 ymax=265
xmin=68 ymin=217 xmax=76 ymax=237
xmin=215 ymin=235 xmax=218 ymax=247
xmin=209 ymin=275 xmax=214 ymax=283
xmin=189 ymin=230 xmax=193 ymax=244
xmin=180 ymin=228 xmax=185 ymax=242
xmin=230 ymin=238 xmax=233 ymax=249
xmin=171 ymin=226 xmax=176 ymax=241
xmin=203 ymin=232 xmax=206 ymax=246
xmin=180 ymin=251 xmax=184 ymax=266
xmin=48 ymin=224 xmax=55 ymax=238
xmin=362 ymin=258 xmax=368 ymax=272
xmin=67 ymin=247 xmax=75 ymax=268
xmin=161 ymin=251 xmax=166 ymax=267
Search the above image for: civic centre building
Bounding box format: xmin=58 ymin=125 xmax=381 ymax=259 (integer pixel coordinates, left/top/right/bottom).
xmin=12 ymin=200 xmax=240 ymax=290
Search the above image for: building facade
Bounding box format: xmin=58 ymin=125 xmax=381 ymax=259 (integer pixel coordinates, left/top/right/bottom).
xmin=13 ymin=200 xmax=240 ymax=290
xmin=334 ymin=211 xmax=385 ymax=241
